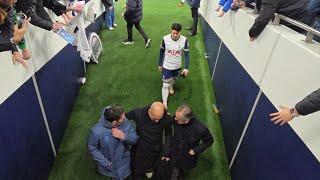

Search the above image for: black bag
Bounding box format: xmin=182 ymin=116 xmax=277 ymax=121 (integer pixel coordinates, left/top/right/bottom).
xmin=152 ymin=159 xmax=172 ymax=180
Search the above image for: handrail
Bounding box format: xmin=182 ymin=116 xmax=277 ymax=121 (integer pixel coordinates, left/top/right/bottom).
xmin=273 ymin=13 xmax=320 ymax=43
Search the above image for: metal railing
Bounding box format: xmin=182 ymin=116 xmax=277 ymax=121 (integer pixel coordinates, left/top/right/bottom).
xmin=273 ymin=13 xmax=320 ymax=43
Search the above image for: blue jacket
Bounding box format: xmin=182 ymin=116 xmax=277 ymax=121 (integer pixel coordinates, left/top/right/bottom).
xmin=189 ymin=0 xmax=201 ymax=8
xmin=219 ymin=0 xmax=233 ymax=12
xmin=88 ymin=108 xmax=138 ymax=180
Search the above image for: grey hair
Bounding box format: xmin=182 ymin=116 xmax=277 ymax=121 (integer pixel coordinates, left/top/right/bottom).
xmin=176 ymin=104 xmax=194 ymax=121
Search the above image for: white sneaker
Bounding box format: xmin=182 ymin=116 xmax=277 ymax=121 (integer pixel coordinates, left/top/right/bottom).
xmin=145 ymin=39 xmax=151 ymax=48
xmin=113 ymin=24 xmax=117 ymax=27
xmin=122 ymin=39 xmax=134 ymax=45
xmin=169 ymin=86 xmax=174 ymax=94
xmin=108 ymin=27 xmax=114 ymax=30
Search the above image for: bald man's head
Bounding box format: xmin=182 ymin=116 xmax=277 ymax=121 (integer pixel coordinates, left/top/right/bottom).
xmin=148 ymin=102 xmax=165 ymax=123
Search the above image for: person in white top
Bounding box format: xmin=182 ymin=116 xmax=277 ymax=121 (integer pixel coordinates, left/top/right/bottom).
xmin=158 ymin=23 xmax=190 ymax=109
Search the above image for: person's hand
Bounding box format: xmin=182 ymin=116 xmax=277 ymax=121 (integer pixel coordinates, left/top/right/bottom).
xmin=52 ymin=22 xmax=64 ymax=31
xmin=109 ymin=6 xmax=113 ymax=10
xmin=269 ymin=105 xmax=293 ymax=126
xmin=112 ymin=128 xmax=125 ymax=140
xmin=69 ymin=4 xmax=84 ymax=13
xmin=161 ymin=156 xmax=170 ymax=161
xmin=13 ymin=17 xmax=30 ymax=43
xmin=181 ymin=69 xmax=189 ymax=77
xmin=22 ymin=48 xmax=31 ymax=60
xmin=215 ymin=5 xmax=222 ymax=12
xmin=239 ymin=1 xmax=246 ymax=8
xmin=217 ymin=8 xmax=225 ymax=17
xmin=158 ymin=66 xmax=163 ymax=72
xmin=189 ymin=149 xmax=195 ymax=156
xmin=12 ymin=51 xmax=27 ymax=69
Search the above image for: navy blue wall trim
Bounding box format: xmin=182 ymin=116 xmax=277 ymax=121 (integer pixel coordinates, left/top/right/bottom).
xmin=0 ymin=79 xmax=54 ymax=180
xmin=213 ymin=42 xmax=259 ymax=163
xmin=231 ymin=93 xmax=320 ymax=180
xmin=35 ymin=44 xmax=85 ymax=150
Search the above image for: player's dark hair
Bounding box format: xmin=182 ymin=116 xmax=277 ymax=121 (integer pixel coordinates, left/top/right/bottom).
xmin=171 ymin=23 xmax=182 ymax=32
xmin=104 ymin=104 xmax=124 ymax=122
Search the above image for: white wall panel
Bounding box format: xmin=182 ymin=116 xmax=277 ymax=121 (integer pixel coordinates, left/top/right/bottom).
xmin=0 ymin=0 xmax=104 ymax=105
xmin=260 ymin=34 xmax=320 ymax=161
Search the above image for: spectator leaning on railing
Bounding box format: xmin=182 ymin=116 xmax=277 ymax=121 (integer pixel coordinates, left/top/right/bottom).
xmin=249 ymin=0 xmax=316 ymax=41
xmin=308 ymin=0 xmax=320 ymax=42
xmin=15 ymin=0 xmax=82 ymax=32
xmin=270 ymin=89 xmax=320 ymax=126
xmin=0 ymin=0 xmax=30 ymax=68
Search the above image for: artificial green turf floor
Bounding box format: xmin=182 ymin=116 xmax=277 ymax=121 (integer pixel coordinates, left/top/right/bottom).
xmin=48 ymin=0 xmax=231 ymax=179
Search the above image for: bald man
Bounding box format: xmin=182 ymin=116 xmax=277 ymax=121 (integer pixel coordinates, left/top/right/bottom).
xmin=126 ymin=102 xmax=173 ymax=179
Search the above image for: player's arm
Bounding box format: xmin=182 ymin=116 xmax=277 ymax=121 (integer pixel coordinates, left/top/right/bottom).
xmin=182 ymin=39 xmax=190 ymax=76
xmin=158 ymin=38 xmax=165 ymax=71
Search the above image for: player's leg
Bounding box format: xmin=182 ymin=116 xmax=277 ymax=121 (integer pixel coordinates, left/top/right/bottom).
xmin=169 ymin=68 xmax=181 ymax=94
xmin=162 ymin=68 xmax=173 ymax=109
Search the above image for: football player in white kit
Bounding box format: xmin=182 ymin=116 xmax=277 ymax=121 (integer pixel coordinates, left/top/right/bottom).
xmin=158 ymin=23 xmax=190 ymax=109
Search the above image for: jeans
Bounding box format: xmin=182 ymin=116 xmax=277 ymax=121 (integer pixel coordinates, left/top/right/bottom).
xmin=105 ymin=7 xmax=115 ymax=28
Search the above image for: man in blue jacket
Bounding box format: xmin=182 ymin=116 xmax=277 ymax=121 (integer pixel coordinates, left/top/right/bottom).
xmin=88 ymin=105 xmax=138 ymax=180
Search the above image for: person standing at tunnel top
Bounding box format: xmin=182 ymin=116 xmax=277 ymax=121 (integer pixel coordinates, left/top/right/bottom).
xmin=88 ymin=105 xmax=138 ymax=180
xmin=101 ymin=0 xmax=117 ymax=30
xmin=185 ymin=0 xmax=201 ymax=36
xmin=158 ymin=23 xmax=190 ymax=110
xmin=122 ymin=0 xmax=151 ymax=48
xmin=125 ymin=102 xmax=173 ymax=179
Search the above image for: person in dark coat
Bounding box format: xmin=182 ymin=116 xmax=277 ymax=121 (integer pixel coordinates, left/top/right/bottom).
xmin=249 ymin=0 xmax=316 ymax=41
xmin=163 ymin=104 xmax=214 ymax=179
xmin=125 ymin=102 xmax=172 ymax=180
xmin=122 ymin=0 xmax=151 ymax=48
xmin=88 ymin=105 xmax=138 ymax=180
xmin=270 ymin=89 xmax=320 ymax=126
xmin=308 ymin=0 xmax=320 ymax=42
xmin=0 ymin=0 xmax=29 ymax=68
xmin=15 ymin=0 xmax=82 ymax=31
xmin=186 ymin=0 xmax=201 ymax=36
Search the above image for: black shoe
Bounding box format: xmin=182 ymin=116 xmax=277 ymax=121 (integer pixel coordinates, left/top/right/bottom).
xmin=145 ymin=38 xmax=151 ymax=48
xmin=185 ymin=27 xmax=193 ymax=30
xmin=122 ymin=39 xmax=134 ymax=45
xmin=187 ymin=32 xmax=196 ymax=36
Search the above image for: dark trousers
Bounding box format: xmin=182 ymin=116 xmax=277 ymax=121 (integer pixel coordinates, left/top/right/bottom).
xmin=191 ymin=8 xmax=199 ymax=35
xmin=127 ymin=22 xmax=148 ymax=41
